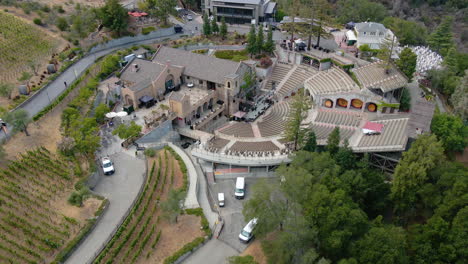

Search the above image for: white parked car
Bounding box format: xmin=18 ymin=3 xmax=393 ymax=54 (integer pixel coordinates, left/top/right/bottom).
xmin=187 ymin=82 xmax=194 ymax=88
xmin=102 ymin=157 xmax=115 ymax=175
xmin=239 ymin=218 xmax=257 ymax=243
xmin=187 ymin=15 xmax=193 ymax=21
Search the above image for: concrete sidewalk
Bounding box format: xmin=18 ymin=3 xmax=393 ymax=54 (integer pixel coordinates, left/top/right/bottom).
xmin=186 ymin=147 xmax=219 ymax=229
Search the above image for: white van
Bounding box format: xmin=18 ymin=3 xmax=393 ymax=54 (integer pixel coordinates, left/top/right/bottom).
xmin=239 ymin=218 xmax=258 ymax=243
xmin=234 ymin=177 xmax=245 ymax=199
xmin=218 ymin=193 xmax=225 ymax=207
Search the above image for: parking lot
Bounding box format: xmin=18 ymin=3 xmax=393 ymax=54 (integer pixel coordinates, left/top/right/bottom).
xmin=211 ymin=177 xmax=273 ymax=252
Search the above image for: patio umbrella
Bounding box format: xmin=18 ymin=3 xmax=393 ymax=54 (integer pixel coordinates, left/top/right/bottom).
xmin=105 ymin=112 xmax=118 ymax=118
xmin=140 ymin=12 xmax=148 ymax=16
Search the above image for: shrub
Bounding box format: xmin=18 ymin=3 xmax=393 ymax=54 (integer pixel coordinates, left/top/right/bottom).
xmin=142 ymin=26 xmax=156 ymax=35
xmin=56 ymin=17 xmax=68 ymax=31
xmin=144 ymin=148 xmax=156 ymax=157
xmin=163 ymin=237 xmax=205 ymax=264
xmin=33 ymin=18 xmax=42 ymax=25
xmin=259 ymin=57 xmax=272 ymax=68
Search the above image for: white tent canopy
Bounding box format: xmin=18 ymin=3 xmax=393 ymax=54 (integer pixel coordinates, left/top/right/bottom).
xmin=346 ymin=30 xmax=357 ymax=41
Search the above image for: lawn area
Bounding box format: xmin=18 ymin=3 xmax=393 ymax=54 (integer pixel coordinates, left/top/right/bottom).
xmin=0 ymin=11 xmax=61 ymax=84
xmin=94 ymin=148 xmax=205 ymax=264
xmin=214 ymin=49 xmax=249 ymax=62
xmin=0 ymin=147 xmax=103 ymax=263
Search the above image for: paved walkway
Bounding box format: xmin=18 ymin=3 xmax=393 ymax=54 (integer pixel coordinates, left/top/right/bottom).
xmin=186 ymin=147 xmax=219 ymax=228
xmin=65 ymin=137 xmax=146 ymax=264
xmin=168 ymin=142 xmax=200 ymax=209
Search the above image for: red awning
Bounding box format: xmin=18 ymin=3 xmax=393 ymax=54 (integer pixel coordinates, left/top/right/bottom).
xmin=363 ymin=121 xmax=384 ymax=132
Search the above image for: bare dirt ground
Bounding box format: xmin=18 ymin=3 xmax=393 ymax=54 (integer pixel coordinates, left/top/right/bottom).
xmin=146 ymin=214 xmax=204 ymax=264
xmin=2 ymin=62 xmax=101 ymax=160
xmin=242 ymin=240 xmax=267 ymax=264
xmin=58 ymin=197 xmax=102 ymax=222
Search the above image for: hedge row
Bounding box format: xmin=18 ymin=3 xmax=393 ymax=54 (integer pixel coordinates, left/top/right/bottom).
xmin=52 ymin=199 xmax=108 ymax=264
xmin=163 ymin=237 xmax=206 ymax=264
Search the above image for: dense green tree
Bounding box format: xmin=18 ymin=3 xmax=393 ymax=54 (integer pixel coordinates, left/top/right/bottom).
xmin=430 ymin=112 xmax=467 ymax=152
xmin=450 ymin=71 xmax=468 ymax=120
xmin=427 ymin=68 xmax=460 ymax=95
xmin=112 ymin=121 xmax=142 ymax=140
xmin=161 ymin=189 xmax=185 ymax=223
xmin=98 ymin=0 xmax=128 ymax=36
xmin=326 ymin=127 xmax=340 ymax=155
xmin=61 ymin=107 xmax=80 ymax=132
xmin=3 ymin=109 xmax=31 ymax=136
xmin=336 ymin=0 xmax=387 ymax=23
xmin=302 ymin=130 xmax=317 ymax=152
xmin=256 ymin=26 xmax=264 ymax=53
xmin=242 ymin=178 xmax=290 ymax=236
xmin=334 ymin=139 xmax=356 ymax=170
xmin=0 ymin=83 xmax=14 ymax=99
xmin=399 ymin=87 xmax=411 ymax=111
xmin=202 ymin=14 xmax=211 ymax=36
xmin=377 ymin=34 xmax=397 ymax=73
xmin=304 ymin=185 xmax=369 ymax=260
xmin=443 ymin=48 xmax=460 ymax=74
xmin=94 ymin=103 xmax=110 ymax=124
xmin=285 ymin=89 xmax=311 ymax=150
xmin=211 ymin=18 xmax=219 ymax=34
xmin=220 ymin=17 xmax=228 ymax=39
xmin=246 ymin=24 xmax=257 ymax=55
xmin=427 ymin=16 xmax=454 ymax=57
xmin=353 ymin=220 xmax=409 ymax=264
xmin=139 ymin=0 xmax=176 ymax=25
xmin=396 ymin=47 xmax=417 ymax=81
xmin=263 ymin=26 xmax=275 ymax=53
xmin=382 ymin=17 xmax=427 ymax=46
xmin=70 ymin=117 xmax=100 ymax=155
xmin=391 ymin=134 xmax=445 ymax=217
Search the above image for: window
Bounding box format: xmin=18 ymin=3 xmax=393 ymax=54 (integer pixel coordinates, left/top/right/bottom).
xmin=227 ymin=82 xmax=231 ymax=88
xmin=363 ymin=32 xmax=366 ymax=35
xmin=379 ymin=32 xmax=384 ymax=36
xmin=187 ymin=76 xmax=190 ymax=79
xmin=370 ymin=32 xmax=376 ymax=36
xmin=199 ymin=80 xmax=203 ymax=84
xmin=235 ymin=81 xmax=237 ymax=87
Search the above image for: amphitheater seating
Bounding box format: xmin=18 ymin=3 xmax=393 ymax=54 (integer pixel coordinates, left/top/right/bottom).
xmin=257 ymin=101 xmax=291 ymax=137
xmin=310 ymin=124 xmax=355 ymax=141
xmin=352 ymin=62 xmax=407 ymax=92
xmin=229 ymin=141 xmax=280 ymax=152
xmin=219 ymin=122 xmax=255 ymax=138
xmin=356 ymin=118 xmax=409 ymax=149
xmin=314 ymin=110 xmax=361 ymax=127
xmin=305 ymin=67 xmax=359 ymax=96
xmin=208 ymin=138 xmax=230 ymax=151
xmin=276 ymin=66 xmax=317 ymax=98
xmin=265 ymin=64 xmax=293 ymax=90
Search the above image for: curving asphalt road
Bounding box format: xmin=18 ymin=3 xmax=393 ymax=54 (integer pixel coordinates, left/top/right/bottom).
xmin=0 ymin=26 xmax=192 ymax=142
